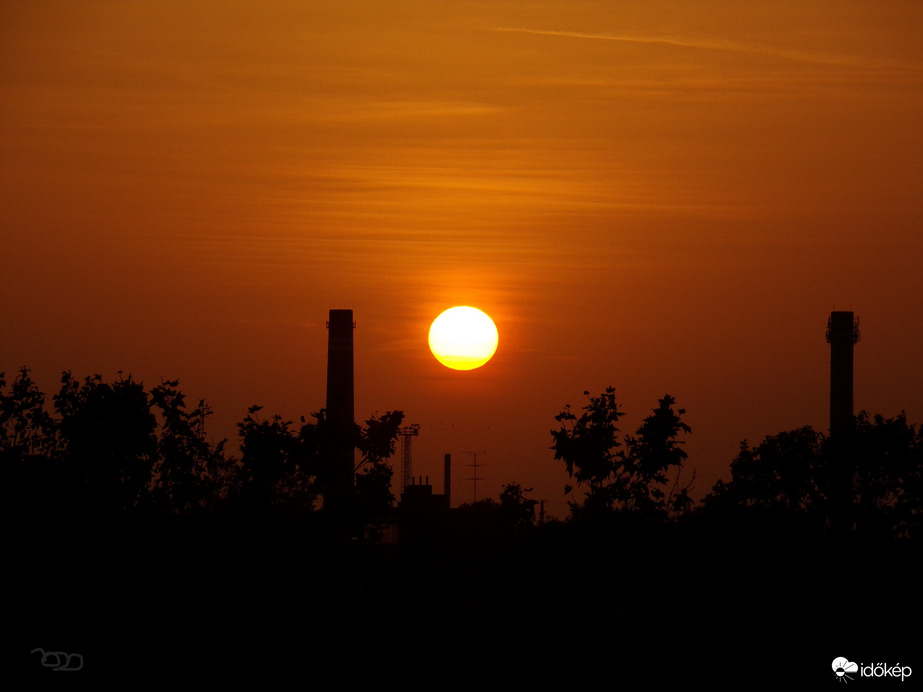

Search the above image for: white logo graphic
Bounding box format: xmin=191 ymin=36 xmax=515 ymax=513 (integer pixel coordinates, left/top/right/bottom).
xmin=833 ymin=657 xmax=859 ymax=683
xmin=832 ymin=657 xmax=913 ymax=683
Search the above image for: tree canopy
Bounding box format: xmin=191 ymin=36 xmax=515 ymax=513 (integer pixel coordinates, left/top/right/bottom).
xmin=1 ymin=367 xmax=403 ymax=528
xmin=703 ymin=411 xmax=923 ymax=541
xmin=551 ymin=387 xmax=694 ymax=519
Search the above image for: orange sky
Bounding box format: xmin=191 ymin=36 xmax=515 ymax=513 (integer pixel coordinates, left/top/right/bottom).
xmin=3 ymin=1 xmax=922 ymax=515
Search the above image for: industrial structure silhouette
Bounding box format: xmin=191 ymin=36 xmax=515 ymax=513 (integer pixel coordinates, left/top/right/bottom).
xmin=322 ymin=308 xmax=865 ymax=538
xmin=325 ymin=309 xmax=356 ymax=512
xmin=324 ymin=308 xmax=450 ymax=541
xmin=827 ymin=310 xmax=860 ymax=435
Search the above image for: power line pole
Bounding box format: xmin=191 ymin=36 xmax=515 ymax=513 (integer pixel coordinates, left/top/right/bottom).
xmin=464 ymin=450 xmax=487 ymax=502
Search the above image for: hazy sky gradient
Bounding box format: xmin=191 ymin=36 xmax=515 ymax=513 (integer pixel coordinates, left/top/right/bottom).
xmin=3 ymin=1 xmax=922 ymax=514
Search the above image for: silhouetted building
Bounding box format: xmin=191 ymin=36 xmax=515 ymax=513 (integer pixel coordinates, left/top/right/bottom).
xmin=400 ymin=454 xmax=451 ymax=512
xmin=401 ymin=479 xmax=446 ymax=512
xmin=826 ymin=311 xmax=860 ymax=434
xmin=326 ymin=309 xmax=356 ymax=510
xmin=397 ymin=455 xmax=452 ymax=547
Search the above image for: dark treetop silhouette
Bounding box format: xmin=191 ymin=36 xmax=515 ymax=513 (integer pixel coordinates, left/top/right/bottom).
xmin=551 ymin=387 xmax=694 ymax=519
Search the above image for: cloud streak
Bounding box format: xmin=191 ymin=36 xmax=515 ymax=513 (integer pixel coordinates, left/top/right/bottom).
xmin=491 ymin=26 xmax=905 ymax=69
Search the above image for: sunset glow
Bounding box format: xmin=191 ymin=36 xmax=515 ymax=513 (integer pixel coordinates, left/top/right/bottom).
xmin=1 ymin=0 xmax=921 ymax=510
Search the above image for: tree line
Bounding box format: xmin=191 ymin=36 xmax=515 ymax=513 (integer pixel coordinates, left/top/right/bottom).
xmin=0 ymin=367 xmax=402 ymax=531
xmin=3 ymin=366 xmax=921 ymax=542
xmin=551 ymin=386 xmax=923 ymax=543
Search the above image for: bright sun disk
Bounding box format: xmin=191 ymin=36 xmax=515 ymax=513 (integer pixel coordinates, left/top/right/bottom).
xmin=428 ymin=306 xmax=499 ymax=370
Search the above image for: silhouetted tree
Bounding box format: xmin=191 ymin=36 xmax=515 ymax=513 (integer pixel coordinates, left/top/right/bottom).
xmin=54 ymin=371 xmax=158 ymax=513
xmin=552 ymin=387 xmax=623 ymax=515
xmin=623 ymin=395 xmax=695 ymax=515
xmin=355 ymin=410 xmax=404 ymax=472
xmin=1 ymin=368 xmax=61 ymax=519
xmin=2 ymin=364 xmax=403 ymax=533
xmin=235 ymin=406 xmax=317 ymax=513
xmin=51 ymin=371 xmax=237 ymax=517
xmin=499 ymin=483 xmax=538 ymax=529
xmin=551 ymin=387 xmax=693 ymax=519
xmin=235 ymin=406 xmax=404 ymax=519
xmin=705 ymin=426 xmax=824 ymax=514
xmin=703 ymin=412 xmax=923 ymax=541
xmin=2 ymin=368 xmax=236 ymax=519
xmin=0 ymin=367 xmax=58 ymax=463
xmin=354 ymin=410 xmax=404 ymax=517
xmin=148 ymin=379 xmax=230 ymax=514
xmin=841 ymin=411 xmax=923 ymax=539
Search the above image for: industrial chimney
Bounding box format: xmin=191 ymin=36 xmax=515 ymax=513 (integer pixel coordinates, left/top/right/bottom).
xmin=326 ymin=309 xmax=355 ymax=508
xmin=826 ymin=311 xmax=860 ymax=434
xmin=443 ymin=453 xmax=452 ymax=509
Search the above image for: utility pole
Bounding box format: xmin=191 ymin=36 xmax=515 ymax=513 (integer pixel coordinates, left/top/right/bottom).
xmin=464 ymin=450 xmax=487 ymax=502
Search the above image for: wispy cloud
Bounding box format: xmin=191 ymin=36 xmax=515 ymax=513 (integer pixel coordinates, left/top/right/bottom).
xmin=491 ymin=26 xmax=906 ymax=69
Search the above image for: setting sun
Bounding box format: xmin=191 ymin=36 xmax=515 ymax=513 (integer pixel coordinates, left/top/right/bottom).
xmin=428 ymin=306 xmax=499 ymax=370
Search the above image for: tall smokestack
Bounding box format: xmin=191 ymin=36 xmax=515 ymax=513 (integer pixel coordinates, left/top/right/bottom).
xmin=443 ymin=453 xmax=451 ymax=508
xmin=826 ymin=311 xmax=859 ymax=434
xmin=326 ymin=309 xmax=355 ymax=508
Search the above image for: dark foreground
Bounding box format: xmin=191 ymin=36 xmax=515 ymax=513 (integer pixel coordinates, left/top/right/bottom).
xmin=7 ymin=511 xmax=920 ymax=685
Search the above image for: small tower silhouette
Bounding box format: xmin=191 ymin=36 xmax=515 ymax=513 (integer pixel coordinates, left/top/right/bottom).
xmin=826 ymin=311 xmax=860 ymax=434
xmin=398 ymin=424 xmax=421 ymax=495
